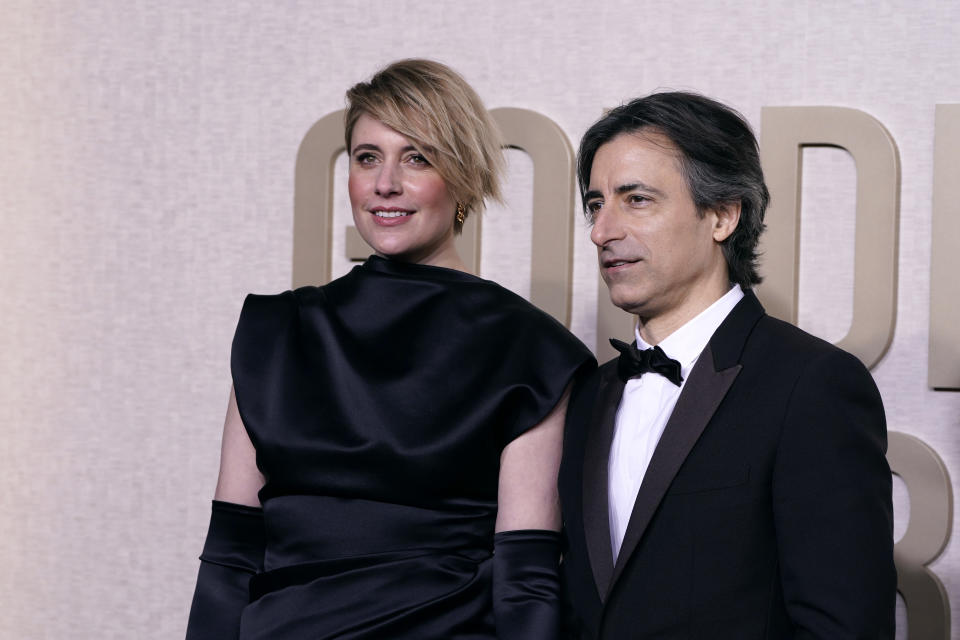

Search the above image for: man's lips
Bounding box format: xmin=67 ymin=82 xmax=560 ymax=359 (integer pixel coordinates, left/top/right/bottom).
xmin=601 ymin=257 xmax=639 ymax=269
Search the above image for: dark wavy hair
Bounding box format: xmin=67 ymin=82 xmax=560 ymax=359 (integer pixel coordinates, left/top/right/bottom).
xmin=577 ymin=91 xmax=769 ymax=288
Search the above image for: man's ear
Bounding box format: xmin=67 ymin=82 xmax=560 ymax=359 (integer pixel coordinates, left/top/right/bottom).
xmin=711 ymin=201 xmax=741 ymax=242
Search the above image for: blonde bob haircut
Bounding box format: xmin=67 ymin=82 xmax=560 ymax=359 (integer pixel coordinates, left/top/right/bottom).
xmin=345 ymin=59 xmax=504 ymax=233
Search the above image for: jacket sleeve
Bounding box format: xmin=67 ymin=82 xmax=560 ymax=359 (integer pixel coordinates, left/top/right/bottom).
xmin=772 ymin=348 xmax=896 ymax=638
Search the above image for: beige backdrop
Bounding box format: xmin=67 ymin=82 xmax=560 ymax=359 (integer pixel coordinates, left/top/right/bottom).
xmin=1 ymin=1 xmax=958 ymax=638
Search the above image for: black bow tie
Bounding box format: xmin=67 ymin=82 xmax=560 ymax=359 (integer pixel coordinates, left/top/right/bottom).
xmin=610 ymin=338 xmax=684 ymax=386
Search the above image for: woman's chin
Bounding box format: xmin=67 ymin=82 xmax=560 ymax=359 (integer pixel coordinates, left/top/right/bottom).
xmin=369 ymin=240 xmax=414 ymax=260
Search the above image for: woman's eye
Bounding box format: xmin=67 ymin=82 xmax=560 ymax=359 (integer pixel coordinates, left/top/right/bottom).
xmin=354 ymin=153 xmax=377 ymax=165
xmin=407 ymin=153 xmax=430 ymax=166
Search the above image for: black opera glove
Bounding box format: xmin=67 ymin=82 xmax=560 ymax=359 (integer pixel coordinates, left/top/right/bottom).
xmin=186 ymin=501 xmax=265 ymax=640
xmin=493 ymin=529 xmax=562 ymax=640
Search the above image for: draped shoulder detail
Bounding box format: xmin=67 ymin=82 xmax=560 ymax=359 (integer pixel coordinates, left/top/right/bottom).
xmin=230 ymin=256 xmax=594 ymax=505
xmin=354 ymin=256 xmax=595 ymax=445
xmin=230 ymin=290 xmax=302 ymax=453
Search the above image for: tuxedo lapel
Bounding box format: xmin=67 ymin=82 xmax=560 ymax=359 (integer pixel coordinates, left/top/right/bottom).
xmin=606 ymin=291 xmax=765 ymax=594
xmin=581 ymin=364 xmax=624 ymax=600
xmin=608 ymin=346 xmax=741 ymax=590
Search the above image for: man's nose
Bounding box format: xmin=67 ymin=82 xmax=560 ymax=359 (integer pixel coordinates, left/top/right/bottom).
xmin=374 ymin=164 xmax=401 ymax=196
xmin=589 ymin=206 xmax=622 ymax=247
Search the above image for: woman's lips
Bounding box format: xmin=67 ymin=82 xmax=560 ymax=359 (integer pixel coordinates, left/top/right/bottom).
xmin=370 ymin=208 xmax=414 ymax=226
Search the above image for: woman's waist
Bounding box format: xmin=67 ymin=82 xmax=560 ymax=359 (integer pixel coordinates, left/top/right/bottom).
xmin=261 ymin=494 xmax=495 ymax=569
xmin=249 ymin=544 xmax=493 ymax=604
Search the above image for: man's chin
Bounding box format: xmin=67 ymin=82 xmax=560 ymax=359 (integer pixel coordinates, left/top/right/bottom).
xmin=607 ymin=288 xmax=647 ymax=316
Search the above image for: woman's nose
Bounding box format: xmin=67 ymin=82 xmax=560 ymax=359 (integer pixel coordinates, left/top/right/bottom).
xmin=374 ymin=164 xmax=401 ymax=196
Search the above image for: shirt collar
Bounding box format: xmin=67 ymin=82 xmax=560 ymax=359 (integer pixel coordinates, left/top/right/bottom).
xmin=635 ymin=284 xmax=745 ymax=379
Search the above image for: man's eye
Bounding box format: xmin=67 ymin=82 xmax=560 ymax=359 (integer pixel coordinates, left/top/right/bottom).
xmin=628 ymin=194 xmax=649 ymax=205
xmin=584 ymin=201 xmax=602 ymax=223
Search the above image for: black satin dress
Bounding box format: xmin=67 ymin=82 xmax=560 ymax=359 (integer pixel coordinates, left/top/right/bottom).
xmin=230 ymin=256 xmax=593 ymax=639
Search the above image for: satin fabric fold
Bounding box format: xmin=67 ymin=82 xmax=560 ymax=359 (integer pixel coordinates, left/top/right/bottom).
xmin=223 ymin=256 xmax=594 ymax=639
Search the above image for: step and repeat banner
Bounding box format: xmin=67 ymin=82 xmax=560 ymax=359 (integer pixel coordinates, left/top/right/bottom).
xmin=1 ymin=1 xmax=958 ymax=638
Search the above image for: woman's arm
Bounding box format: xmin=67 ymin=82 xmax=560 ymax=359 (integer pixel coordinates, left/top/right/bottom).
xmin=496 ymin=383 xmax=570 ymax=532
xmin=214 ymin=386 xmax=265 ymax=506
xmin=492 ymin=383 xmax=571 ymax=640
xmin=185 ymin=387 xmax=266 ymax=640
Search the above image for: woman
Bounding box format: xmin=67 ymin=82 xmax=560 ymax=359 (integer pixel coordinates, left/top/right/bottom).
xmin=186 ymin=59 xmax=594 ymax=639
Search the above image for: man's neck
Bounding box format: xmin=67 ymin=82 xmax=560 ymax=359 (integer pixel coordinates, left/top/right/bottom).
xmin=637 ymin=281 xmax=737 ymax=346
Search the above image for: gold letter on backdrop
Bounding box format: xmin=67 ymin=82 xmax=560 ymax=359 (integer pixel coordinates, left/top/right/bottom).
xmin=888 ymin=431 xmax=953 ymax=640
xmin=293 ymin=111 xmax=343 ymax=288
xmin=490 ymin=108 xmax=576 ymax=325
xmin=757 ymin=107 xmax=900 ymax=370
xmin=929 ymin=104 xmax=960 ymax=390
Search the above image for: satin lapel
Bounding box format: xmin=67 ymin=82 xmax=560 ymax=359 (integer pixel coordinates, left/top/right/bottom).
xmin=608 ymin=346 xmax=742 ymax=592
xmin=581 ymin=365 xmax=624 ymax=601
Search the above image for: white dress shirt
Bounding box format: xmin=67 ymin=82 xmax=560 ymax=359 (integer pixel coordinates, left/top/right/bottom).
xmin=608 ymin=285 xmax=744 ymax=560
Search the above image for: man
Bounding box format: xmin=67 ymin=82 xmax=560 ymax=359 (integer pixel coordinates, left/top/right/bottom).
xmin=559 ymin=92 xmax=895 ymax=639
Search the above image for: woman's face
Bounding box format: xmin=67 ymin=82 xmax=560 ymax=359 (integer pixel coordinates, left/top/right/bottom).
xmin=348 ymin=114 xmax=459 ymax=268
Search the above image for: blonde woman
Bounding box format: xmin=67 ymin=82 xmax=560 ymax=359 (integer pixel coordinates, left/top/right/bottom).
xmin=186 ymin=59 xmax=594 ymax=639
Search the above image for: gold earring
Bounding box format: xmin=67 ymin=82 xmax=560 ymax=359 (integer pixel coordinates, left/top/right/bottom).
xmin=456 ymin=203 xmax=465 ymax=226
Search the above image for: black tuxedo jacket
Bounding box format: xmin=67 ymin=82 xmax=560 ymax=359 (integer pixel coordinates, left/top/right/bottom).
xmin=559 ymin=291 xmax=896 ymax=639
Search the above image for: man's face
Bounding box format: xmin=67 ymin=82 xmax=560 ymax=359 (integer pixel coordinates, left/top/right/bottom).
xmin=585 ymin=130 xmax=734 ymax=331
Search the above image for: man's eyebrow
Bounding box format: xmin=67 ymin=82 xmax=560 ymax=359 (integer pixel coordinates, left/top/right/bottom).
xmin=584 ymin=182 xmax=666 ymax=203
xmin=615 ymin=182 xmax=665 ymax=197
